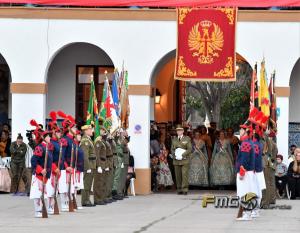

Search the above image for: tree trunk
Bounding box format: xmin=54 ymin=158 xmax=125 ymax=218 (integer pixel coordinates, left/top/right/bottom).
xmin=212 ymin=101 xmax=221 ymax=128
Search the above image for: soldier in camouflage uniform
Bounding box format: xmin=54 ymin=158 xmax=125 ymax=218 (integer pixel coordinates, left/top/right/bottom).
xmin=102 ymin=134 xmax=114 ymax=203
xmin=10 ymin=134 xmax=29 ymax=195
xmin=80 ymin=125 xmax=96 ymax=207
xmin=261 ymin=133 xmax=277 ymax=208
xmin=112 ymin=132 xmax=124 ymax=200
xmin=93 ymin=127 xmax=107 ymax=205
xmin=119 ymin=135 xmax=130 ymax=197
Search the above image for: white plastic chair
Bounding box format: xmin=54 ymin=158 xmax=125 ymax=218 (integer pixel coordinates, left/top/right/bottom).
xmin=130 ymin=178 xmax=136 ymax=196
xmin=286 ymin=183 xmax=291 ymax=200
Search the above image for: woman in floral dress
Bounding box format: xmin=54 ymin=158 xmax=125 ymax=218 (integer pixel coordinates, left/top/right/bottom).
xmin=157 ymin=144 xmax=174 ymax=187
xmin=210 ymin=130 xmax=235 ymax=186
xmin=189 ymin=130 xmax=209 ymax=187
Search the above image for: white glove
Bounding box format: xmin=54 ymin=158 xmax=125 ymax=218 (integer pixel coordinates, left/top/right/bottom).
xmin=121 ymin=163 xmax=124 ymax=168
xmin=86 ymin=169 xmax=92 ymax=174
xmin=105 ymin=167 xmax=109 ymax=171
xmin=97 ymin=167 xmax=103 ymax=173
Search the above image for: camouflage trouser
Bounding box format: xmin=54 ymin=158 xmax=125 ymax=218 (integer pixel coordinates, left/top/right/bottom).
xmin=119 ymin=164 xmax=128 ymax=195
xmin=112 ymin=156 xmax=123 ymax=192
xmin=94 ymin=171 xmax=106 ymax=203
xmin=10 ymin=161 xmax=29 ymax=193
xmin=261 ymin=167 xmax=276 ymax=207
xmin=105 ymin=157 xmax=114 ymax=199
xmin=81 ymin=169 xmax=95 ymax=205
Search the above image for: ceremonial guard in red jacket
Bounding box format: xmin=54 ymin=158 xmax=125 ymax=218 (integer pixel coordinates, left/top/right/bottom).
xmin=46 ymin=111 xmax=67 ymax=214
xmin=235 ymin=123 xmax=256 ymax=221
xmin=57 ymin=111 xmax=77 ymax=211
xmin=29 ymin=119 xmax=53 ymax=218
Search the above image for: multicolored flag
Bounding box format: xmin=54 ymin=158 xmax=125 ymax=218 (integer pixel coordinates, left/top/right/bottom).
xmin=269 ymin=71 xmax=277 ymax=128
xmin=120 ymin=71 xmax=130 ymax=129
xmin=250 ymin=63 xmax=259 ymax=110
xmin=93 ymin=83 xmax=100 ymax=139
xmin=85 ymin=79 xmax=101 ymax=139
xmin=100 ymin=77 xmax=120 ymax=133
xmin=259 ymin=60 xmax=270 ymax=117
xmin=86 ymin=79 xmax=95 ymax=126
xmin=112 ymin=70 xmax=120 ymax=117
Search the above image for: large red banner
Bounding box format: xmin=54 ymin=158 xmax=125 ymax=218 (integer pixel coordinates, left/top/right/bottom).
xmin=175 ymin=8 xmax=237 ymax=82
xmin=0 ymin=1 xmax=299 ymax=7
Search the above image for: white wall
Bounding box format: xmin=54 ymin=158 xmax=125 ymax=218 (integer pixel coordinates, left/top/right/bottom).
xmin=289 ymin=59 xmax=300 ymax=122
xmin=47 ymin=43 xmax=113 ymax=117
xmin=0 ymin=17 xmax=298 ymax=166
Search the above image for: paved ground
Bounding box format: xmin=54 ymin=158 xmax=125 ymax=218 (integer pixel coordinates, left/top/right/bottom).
xmin=0 ymin=190 xmax=299 ymax=233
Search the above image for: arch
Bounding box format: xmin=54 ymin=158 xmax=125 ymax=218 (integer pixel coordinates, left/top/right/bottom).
xmin=150 ymin=50 xmax=252 ymax=85
xmin=150 ymin=50 xmax=252 ymax=126
xmin=289 ymin=57 xmax=300 ymax=122
xmin=45 ymin=42 xmax=114 ymax=83
xmin=150 ymin=49 xmax=176 ymax=86
xmin=0 ymin=53 xmax=12 ymax=127
xmin=45 ymin=42 xmax=114 ymax=120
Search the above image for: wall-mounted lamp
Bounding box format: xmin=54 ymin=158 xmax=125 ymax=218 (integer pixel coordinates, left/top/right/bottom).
xmin=155 ymin=89 xmax=161 ymax=104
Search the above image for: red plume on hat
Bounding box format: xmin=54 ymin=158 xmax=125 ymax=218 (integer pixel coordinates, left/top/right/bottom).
xmin=30 ymin=119 xmax=43 ymax=144
xmin=30 ymin=119 xmax=40 ymax=129
xmin=67 ymin=115 xmax=75 ymax=124
xmin=57 ymin=110 xmax=67 ymax=119
xmin=48 ymin=111 xmax=60 ymax=133
xmin=248 ymin=108 xmax=259 ymax=123
xmin=50 ymin=111 xmax=57 ymax=122
xmin=57 ymin=110 xmax=75 ymax=130
xmin=260 ymin=115 xmax=269 ymax=130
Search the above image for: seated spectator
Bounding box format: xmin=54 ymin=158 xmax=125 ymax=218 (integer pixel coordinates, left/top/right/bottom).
xmin=275 ymin=154 xmax=288 ymax=198
xmin=288 ymin=144 xmax=296 ymax=165
xmin=287 ymin=148 xmax=300 ymax=199
xmin=125 ymin=154 xmax=135 ymax=196
xmin=151 ymin=156 xmax=159 ymax=192
xmin=0 ymin=130 xmax=11 ymax=158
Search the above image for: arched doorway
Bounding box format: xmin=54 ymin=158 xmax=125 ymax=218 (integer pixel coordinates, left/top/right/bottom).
xmin=288 ymin=58 xmax=300 ymax=147
xmin=0 ymin=53 xmax=11 ymax=132
xmin=151 ymin=51 xmax=252 ymax=130
xmin=46 ymin=42 xmax=114 ymax=124
xmin=150 ymin=51 xmax=252 ymax=191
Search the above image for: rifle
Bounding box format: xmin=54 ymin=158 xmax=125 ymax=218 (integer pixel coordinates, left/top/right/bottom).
xmin=68 ymin=144 xmax=75 ymax=212
xmin=72 ymin=145 xmax=78 ymax=210
xmin=53 ymin=142 xmax=63 ymax=215
xmin=41 ymin=144 xmax=49 ymax=218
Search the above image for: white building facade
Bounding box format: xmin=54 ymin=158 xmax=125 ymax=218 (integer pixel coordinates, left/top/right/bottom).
xmin=0 ymin=8 xmax=299 ymax=194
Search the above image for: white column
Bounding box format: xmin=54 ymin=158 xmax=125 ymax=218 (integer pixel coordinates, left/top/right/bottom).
xmin=11 ymin=93 xmax=46 ymax=143
xmin=150 ymin=97 xmax=155 ymax=121
xmin=127 ymin=95 xmax=150 ymax=169
xmin=276 ymin=96 xmax=289 ymax=164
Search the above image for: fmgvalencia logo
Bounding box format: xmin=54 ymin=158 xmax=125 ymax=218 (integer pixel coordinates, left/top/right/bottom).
xmin=202 ymin=192 xmax=291 ymax=210
xmin=202 ymin=192 xmax=258 ymax=210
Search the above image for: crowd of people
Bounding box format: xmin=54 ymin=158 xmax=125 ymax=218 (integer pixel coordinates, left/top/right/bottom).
xmin=0 ymin=111 xmax=135 ymax=218
xmin=150 ymin=122 xmax=240 ymax=191
xmin=150 ymin=120 xmax=300 ymax=204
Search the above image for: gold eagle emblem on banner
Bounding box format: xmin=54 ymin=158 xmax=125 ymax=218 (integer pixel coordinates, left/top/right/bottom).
xmin=188 ymin=20 xmax=224 ymax=64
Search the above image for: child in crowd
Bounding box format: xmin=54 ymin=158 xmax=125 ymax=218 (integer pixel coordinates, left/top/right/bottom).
xmin=151 ymin=156 xmax=159 ymax=192
xmin=157 ymin=144 xmax=173 ymax=189
xmin=275 ymin=154 xmax=288 ymax=198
